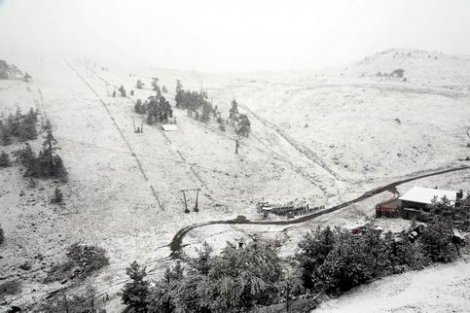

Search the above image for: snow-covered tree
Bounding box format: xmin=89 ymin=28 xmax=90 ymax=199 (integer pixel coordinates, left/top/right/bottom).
xmin=122 ymin=261 xmax=150 ymax=313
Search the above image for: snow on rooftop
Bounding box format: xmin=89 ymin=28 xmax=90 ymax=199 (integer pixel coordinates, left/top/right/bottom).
xmin=399 ymin=186 xmax=456 ymax=205
xmin=161 ymin=124 xmax=179 ymax=131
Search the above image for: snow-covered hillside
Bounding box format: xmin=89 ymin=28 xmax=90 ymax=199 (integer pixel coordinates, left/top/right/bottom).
xmin=1 ymin=49 xmax=470 ymax=312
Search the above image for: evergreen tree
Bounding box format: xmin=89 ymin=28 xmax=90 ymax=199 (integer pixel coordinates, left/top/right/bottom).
xmin=235 ymin=114 xmax=251 ymax=137
xmin=190 ymin=241 xmax=213 ymax=276
xmin=419 ymin=215 xmax=457 ymax=263
xmin=228 ymin=100 xmax=239 ymax=122
xmin=135 ymin=99 xmax=145 ymax=114
xmin=200 ymin=102 xmax=212 ymax=123
xmin=36 ymin=130 xmax=67 ymax=179
xmin=122 ymin=261 xmax=150 ymax=313
xmin=151 ymin=78 xmax=161 ymax=97
xmin=0 ymin=121 xmax=11 ymax=145
xmin=18 ymin=108 xmax=38 ymax=141
xmin=175 ymin=80 xmax=183 ymax=94
xmin=298 ymin=226 xmax=336 ymax=289
xmin=136 ymin=80 xmax=144 ymax=89
xmin=51 ymin=187 xmax=63 ymax=204
xmin=279 ymin=267 xmax=303 ymax=313
xmin=119 ymin=85 xmax=127 ymax=97
xmin=14 ymin=143 xmax=37 ymax=176
xmin=23 ymin=72 xmax=32 ymax=82
xmin=0 ymin=224 xmax=4 ymax=245
xmin=0 ymin=151 xmax=10 ymax=167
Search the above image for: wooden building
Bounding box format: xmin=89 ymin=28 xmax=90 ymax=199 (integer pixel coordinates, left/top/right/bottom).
xmin=399 ymin=186 xmax=458 ymax=220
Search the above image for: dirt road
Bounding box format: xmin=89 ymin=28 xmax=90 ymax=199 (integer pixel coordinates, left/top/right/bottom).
xmin=170 ymin=165 xmax=470 ymax=256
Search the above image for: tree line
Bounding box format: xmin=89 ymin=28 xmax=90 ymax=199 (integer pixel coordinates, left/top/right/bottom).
xmin=174 ymin=80 xmax=251 ymax=137
xmin=13 ymin=130 xmax=67 ymax=180
xmin=134 ymin=96 xmax=173 ymax=125
xmin=0 ymin=108 xmax=41 ymax=145
xmin=121 ymin=197 xmax=468 ymax=313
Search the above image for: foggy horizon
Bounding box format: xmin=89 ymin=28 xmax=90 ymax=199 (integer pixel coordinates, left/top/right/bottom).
xmin=1 ymin=0 xmax=470 ymax=72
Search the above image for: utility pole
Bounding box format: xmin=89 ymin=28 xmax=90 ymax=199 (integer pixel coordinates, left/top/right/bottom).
xmin=180 ymin=188 xmax=201 ymax=213
xmin=181 ymin=190 xmax=190 ymax=213
xmin=194 ymin=189 xmax=199 ymax=212
xmin=229 ymin=137 xmax=244 ymax=154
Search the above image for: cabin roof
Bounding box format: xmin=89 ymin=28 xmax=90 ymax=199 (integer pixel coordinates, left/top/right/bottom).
xmin=399 ymin=186 xmax=456 ymax=205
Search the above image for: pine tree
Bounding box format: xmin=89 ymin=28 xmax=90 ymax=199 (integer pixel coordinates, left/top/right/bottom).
xmin=122 ymin=261 xmax=150 ymax=313
xmin=14 ymin=143 xmax=37 ymax=176
xmin=38 ymin=130 xmax=67 ymax=178
xmin=51 ymin=187 xmax=63 ymax=204
xmin=0 ymin=151 xmax=10 ymax=167
xmin=191 ymin=241 xmax=213 ymax=275
xmin=236 ymin=114 xmax=251 ymax=137
xmin=0 ymin=224 xmax=4 ymax=245
xmin=135 ymin=99 xmax=145 ymax=114
xmin=23 ymin=72 xmax=32 ymax=82
xmin=229 ymin=99 xmax=239 ymax=122
xmin=0 ymin=121 xmax=12 ymax=145
xmin=419 ymin=215 xmax=457 ymax=263
xmin=175 ymin=80 xmax=183 ymax=94
xmin=136 ymin=79 xmax=144 ymax=89
xmin=119 ymin=85 xmax=127 ymax=97
xmin=200 ymin=101 xmax=212 ymax=123
xmin=298 ymin=226 xmax=336 ymax=289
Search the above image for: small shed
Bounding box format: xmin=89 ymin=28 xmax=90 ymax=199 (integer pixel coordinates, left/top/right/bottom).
xmin=161 ymin=124 xmax=179 ymax=131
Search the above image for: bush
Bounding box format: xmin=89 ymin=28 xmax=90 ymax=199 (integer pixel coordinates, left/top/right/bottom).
xmin=45 ymin=244 xmax=109 ymax=283
xmin=34 ymin=285 xmax=107 ymax=313
xmin=0 ymin=280 xmax=21 ymax=298
xmin=0 ymin=151 xmax=10 ymax=167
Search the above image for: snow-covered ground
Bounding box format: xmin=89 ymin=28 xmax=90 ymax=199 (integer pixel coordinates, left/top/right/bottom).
xmin=315 ymin=260 xmax=470 ymax=313
xmin=1 ymin=49 xmax=470 ymax=312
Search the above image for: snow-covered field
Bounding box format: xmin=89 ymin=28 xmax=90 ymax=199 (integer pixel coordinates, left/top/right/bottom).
xmin=1 ymin=49 xmax=470 ymax=312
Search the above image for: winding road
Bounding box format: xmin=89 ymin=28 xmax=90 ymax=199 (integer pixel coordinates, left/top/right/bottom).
xmin=170 ymin=165 xmax=470 ymax=257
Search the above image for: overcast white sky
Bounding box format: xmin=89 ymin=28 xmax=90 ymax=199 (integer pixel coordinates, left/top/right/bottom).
xmin=0 ymin=0 xmax=469 ymax=71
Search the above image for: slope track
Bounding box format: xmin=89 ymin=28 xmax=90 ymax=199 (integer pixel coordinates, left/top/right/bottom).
xmin=65 ymin=60 xmax=164 ymax=210
xmin=82 ymin=63 xmax=214 ymax=197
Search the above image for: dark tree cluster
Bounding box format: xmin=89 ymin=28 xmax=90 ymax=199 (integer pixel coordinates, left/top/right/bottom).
xmin=121 ymin=196 xmax=465 ymax=313
xmin=229 ymin=100 xmax=251 ymax=137
xmin=174 ymin=80 xmax=226 ymax=126
xmin=134 ymin=96 xmax=173 ymax=125
xmin=0 ymin=108 xmax=39 ymax=145
xmin=13 ymin=130 xmax=67 ymax=180
xmin=122 ymin=242 xmax=296 ymax=313
xmin=298 ymin=199 xmax=463 ymax=295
